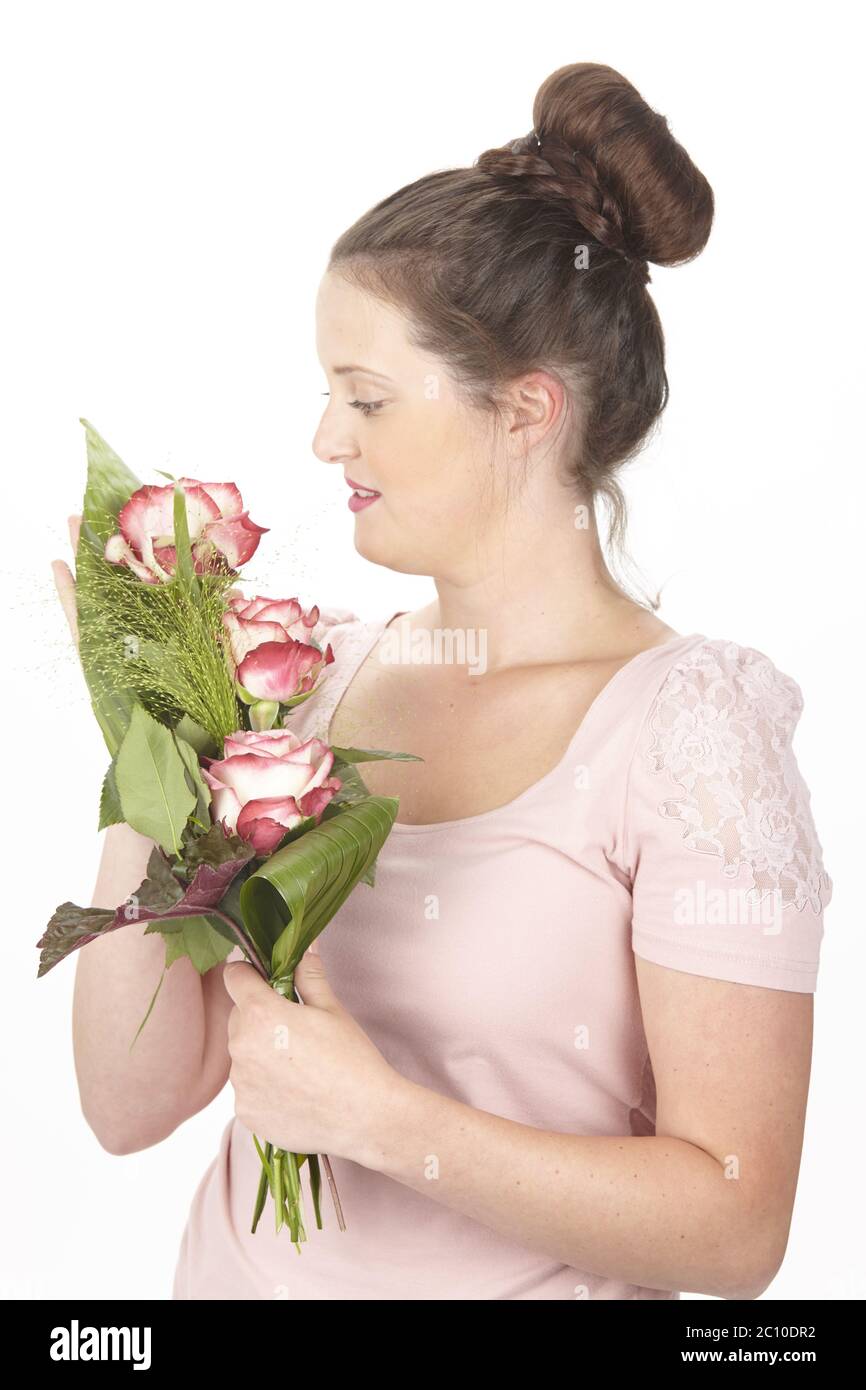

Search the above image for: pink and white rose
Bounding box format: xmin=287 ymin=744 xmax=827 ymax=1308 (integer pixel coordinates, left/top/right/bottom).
xmin=222 ymin=594 xmax=332 ymax=674
xmin=200 ymin=728 xmax=342 ymax=856
xmin=221 ymin=595 xmax=347 ymax=723
xmin=104 ymin=478 xmax=268 ymax=584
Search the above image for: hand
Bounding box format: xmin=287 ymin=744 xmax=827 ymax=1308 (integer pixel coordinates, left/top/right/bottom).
xmin=51 ymin=514 xmax=82 ymax=650
xmin=223 ymin=946 xmax=406 ymax=1165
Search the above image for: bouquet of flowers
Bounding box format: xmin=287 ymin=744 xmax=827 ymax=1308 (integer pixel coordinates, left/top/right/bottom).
xmin=39 ymin=419 xmax=417 ymax=1250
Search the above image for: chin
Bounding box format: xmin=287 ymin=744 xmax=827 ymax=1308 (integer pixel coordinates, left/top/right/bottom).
xmin=352 ymin=527 xmax=391 ymax=567
xmin=351 ymin=530 xmax=428 ymax=577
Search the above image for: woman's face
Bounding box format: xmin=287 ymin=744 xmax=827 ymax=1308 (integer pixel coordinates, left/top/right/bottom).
xmin=313 ymin=271 xmax=512 ymax=579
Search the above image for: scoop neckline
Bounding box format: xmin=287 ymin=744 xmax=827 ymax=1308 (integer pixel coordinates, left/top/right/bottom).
xmin=325 ymin=612 xmax=706 ymax=835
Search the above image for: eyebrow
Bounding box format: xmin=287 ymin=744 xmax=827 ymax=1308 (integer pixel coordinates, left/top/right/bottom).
xmin=331 ymin=364 xmax=394 ymax=384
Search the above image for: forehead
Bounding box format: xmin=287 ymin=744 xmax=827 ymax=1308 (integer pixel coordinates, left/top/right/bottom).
xmin=315 ymin=272 xmax=409 ymax=365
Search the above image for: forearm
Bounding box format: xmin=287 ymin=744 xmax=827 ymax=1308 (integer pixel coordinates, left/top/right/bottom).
xmin=359 ymin=1077 xmax=766 ymax=1299
xmin=72 ymin=822 xmax=212 ymax=1152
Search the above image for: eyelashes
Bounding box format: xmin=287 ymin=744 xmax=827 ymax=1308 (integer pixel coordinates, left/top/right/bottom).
xmin=321 ymin=393 xmax=385 ymax=417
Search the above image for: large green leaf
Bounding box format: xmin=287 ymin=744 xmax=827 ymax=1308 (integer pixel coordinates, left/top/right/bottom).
xmin=114 ymin=702 xmax=196 ymax=854
xmin=75 ymin=418 xmax=143 ymax=756
xmin=79 ymin=417 xmax=141 ymax=536
xmin=239 ymin=795 xmax=399 ymax=990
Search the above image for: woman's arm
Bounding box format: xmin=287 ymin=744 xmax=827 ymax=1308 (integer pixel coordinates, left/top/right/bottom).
xmin=357 ymin=958 xmax=812 ymax=1300
xmin=72 ymin=820 xmax=234 ymax=1154
xmin=54 ymin=516 xmax=234 ymax=1154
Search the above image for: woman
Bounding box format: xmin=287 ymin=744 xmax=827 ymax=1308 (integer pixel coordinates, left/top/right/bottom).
xmin=54 ymin=61 xmax=832 ymax=1300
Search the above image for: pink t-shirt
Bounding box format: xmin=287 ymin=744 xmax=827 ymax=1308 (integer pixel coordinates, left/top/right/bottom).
xmin=172 ymin=611 xmax=833 ymax=1300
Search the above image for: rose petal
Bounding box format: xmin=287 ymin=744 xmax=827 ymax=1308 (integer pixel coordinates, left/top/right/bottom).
xmin=207 ymin=782 xmax=243 ymax=834
xmin=204 ymin=513 xmax=269 ymax=568
xmin=180 ymin=479 xmax=244 ymax=519
xmin=213 ymin=751 xmax=319 ymax=804
xmin=119 ymin=481 xmax=221 ymax=554
xmin=237 ymin=640 xmax=325 ymax=702
xmin=248 ymin=598 xmax=316 ymax=633
xmin=104 ymin=533 xmax=162 ymax=584
xmin=297 ymin=778 xmax=342 ymax=820
xmin=222 ymin=612 xmax=291 ymax=668
xmin=236 ymin=796 xmax=304 ymax=854
xmin=221 ymin=728 xmax=305 ymax=759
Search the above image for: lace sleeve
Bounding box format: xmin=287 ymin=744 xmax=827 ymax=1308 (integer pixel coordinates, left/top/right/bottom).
xmin=623 ymin=639 xmax=833 ymax=992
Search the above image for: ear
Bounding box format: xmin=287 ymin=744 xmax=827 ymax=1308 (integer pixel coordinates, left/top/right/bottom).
xmin=506 ymin=369 xmax=565 ymax=440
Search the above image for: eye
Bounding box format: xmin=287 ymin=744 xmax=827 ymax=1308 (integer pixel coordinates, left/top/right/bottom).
xmin=320 ymin=393 xmax=385 ymax=418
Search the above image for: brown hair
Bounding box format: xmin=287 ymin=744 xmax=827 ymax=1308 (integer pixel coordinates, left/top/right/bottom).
xmin=328 ymin=62 xmax=714 ymax=608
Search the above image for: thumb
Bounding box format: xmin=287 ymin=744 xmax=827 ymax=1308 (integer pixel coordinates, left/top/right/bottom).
xmin=222 ymin=960 xmax=268 ymax=1004
xmin=294 ymin=939 xmax=339 ymax=1010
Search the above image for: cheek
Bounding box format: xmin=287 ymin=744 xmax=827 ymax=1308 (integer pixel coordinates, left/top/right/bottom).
xmin=407 ymin=404 xmax=491 ymax=505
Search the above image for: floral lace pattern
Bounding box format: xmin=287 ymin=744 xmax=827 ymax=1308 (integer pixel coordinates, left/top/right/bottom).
xmin=643 ymin=641 xmax=832 ymax=914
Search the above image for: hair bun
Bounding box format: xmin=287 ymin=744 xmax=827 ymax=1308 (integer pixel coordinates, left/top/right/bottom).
xmin=480 ymin=62 xmax=713 ymax=268
xmin=509 ymin=127 xmax=647 ymax=271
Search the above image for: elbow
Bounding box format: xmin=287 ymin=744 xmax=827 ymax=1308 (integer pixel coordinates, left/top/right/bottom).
xmin=720 ymin=1223 xmax=788 ymax=1301
xmin=86 ymin=1116 xmax=167 ymax=1156
xmin=80 ymin=1072 xmax=221 ymax=1155
xmin=97 ymin=1131 xmax=149 ymax=1157
xmin=81 ymin=1101 xmax=182 ymax=1157
xmin=722 ymin=1265 xmax=779 ymax=1302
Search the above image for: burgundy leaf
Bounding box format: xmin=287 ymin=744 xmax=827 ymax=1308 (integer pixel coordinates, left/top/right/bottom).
xmin=37 ymin=840 xmax=254 ymax=977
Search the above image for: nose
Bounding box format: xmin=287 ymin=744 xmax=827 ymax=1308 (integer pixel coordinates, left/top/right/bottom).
xmin=311 ymin=407 xmax=361 ymax=467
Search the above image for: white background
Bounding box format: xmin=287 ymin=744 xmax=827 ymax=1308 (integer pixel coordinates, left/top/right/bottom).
xmin=1 ymin=0 xmax=862 ymax=1300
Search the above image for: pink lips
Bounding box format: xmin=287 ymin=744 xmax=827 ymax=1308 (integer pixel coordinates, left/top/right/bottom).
xmin=345 ymin=475 xmax=381 ymax=513
xmin=348 ymin=491 xmax=380 ymax=513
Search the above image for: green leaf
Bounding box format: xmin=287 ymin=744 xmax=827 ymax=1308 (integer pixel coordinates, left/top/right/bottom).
xmin=280 ymin=688 xmax=317 ymax=711
xmin=134 ymin=636 xmax=181 ymax=682
xmin=239 ymin=795 xmax=399 ymax=984
xmin=174 ymin=713 xmax=220 ymax=759
xmin=161 ymin=917 xmax=236 ymax=972
xmin=129 ymin=967 xmax=168 ymax=1052
xmin=114 ymin=702 xmax=196 ymax=854
xmin=75 ymin=419 xmax=143 ymax=757
xmin=325 ymin=760 xmax=370 ymax=805
xmin=172 ymin=480 xmax=199 ymax=597
xmin=130 ymin=912 xmax=236 ymax=1046
xmin=174 ymin=733 xmax=212 ymax=829
xmin=330 ymin=745 xmax=423 ymax=764
xmin=97 ymin=757 xmax=124 ymax=830
xmin=79 ymin=417 xmax=142 ymax=540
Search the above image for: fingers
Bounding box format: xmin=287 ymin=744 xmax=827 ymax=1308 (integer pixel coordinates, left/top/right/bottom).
xmin=51 ymin=520 xmax=80 ymax=648
xmin=51 ymin=562 xmax=78 ymax=647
